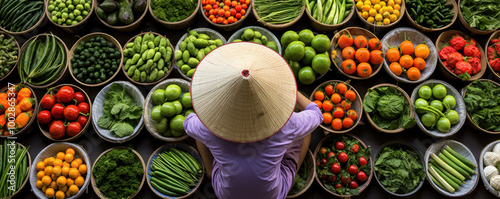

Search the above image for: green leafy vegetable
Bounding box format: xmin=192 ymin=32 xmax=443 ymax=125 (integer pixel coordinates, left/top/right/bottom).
xmin=375 ymin=145 xmax=425 ymax=194
xmin=151 ymin=0 xmax=196 ymax=22
xmin=93 ymin=148 xmax=144 ymax=199
xmin=98 ymin=83 xmax=142 ymax=137
xmin=289 ymin=155 xmax=309 ymax=195
xmin=463 ymin=80 xmax=500 ymax=131
xmin=460 ymin=0 xmax=500 ymax=31
xmin=363 ymin=86 xmax=415 ymax=130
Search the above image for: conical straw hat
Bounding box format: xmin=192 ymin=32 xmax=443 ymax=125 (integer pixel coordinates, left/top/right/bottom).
xmin=191 ymin=42 xmax=297 ymax=143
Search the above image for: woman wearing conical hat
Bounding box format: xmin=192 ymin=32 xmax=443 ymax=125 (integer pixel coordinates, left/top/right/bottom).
xmin=184 ymin=42 xmax=323 ymax=199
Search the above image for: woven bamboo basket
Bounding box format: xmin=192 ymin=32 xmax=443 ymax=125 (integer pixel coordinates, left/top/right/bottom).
xmin=148 ymin=0 xmax=200 ymax=30
xmin=200 ymin=0 xmax=251 ymax=31
xmin=0 ymin=84 xmax=38 ymax=138
xmin=252 ymin=2 xmax=305 ymax=31
xmin=286 ymin=149 xmax=315 ymax=198
xmin=356 ymin=0 xmax=405 ymax=31
xmin=304 ymin=0 xmax=355 ymax=33
xmin=94 ymin=0 xmax=148 ymax=32
xmin=461 ymin=79 xmax=500 ymax=134
xmin=457 ymin=0 xmax=498 ymax=35
xmin=44 ymin=0 xmax=95 ymax=33
xmin=0 ymin=0 xmax=47 ymax=35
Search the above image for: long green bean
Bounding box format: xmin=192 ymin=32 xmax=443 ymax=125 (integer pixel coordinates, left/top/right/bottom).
xmin=254 ymin=0 xmax=303 ymax=24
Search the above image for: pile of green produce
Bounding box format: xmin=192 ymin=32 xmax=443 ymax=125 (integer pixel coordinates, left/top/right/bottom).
xmin=123 ymin=33 xmax=172 ymax=83
xmin=71 ymin=36 xmax=121 ymax=84
xmin=254 ymin=0 xmax=303 ymax=24
xmin=316 ymin=135 xmax=371 ymax=196
xmin=0 ymin=140 xmax=29 ymax=198
xmin=0 ymin=0 xmax=44 ymax=32
xmin=374 ymin=145 xmax=425 ymax=194
xmin=93 ymin=148 xmax=144 ymax=199
xmin=414 ymin=84 xmax=460 ymax=133
xmin=96 ymin=0 xmax=146 ymax=26
xmin=363 ymin=86 xmax=415 ymax=130
xmin=463 ymin=80 xmax=500 ymax=132
xmin=460 ymin=0 xmax=500 ymax=31
xmin=306 ymin=0 xmax=352 ymax=25
xmin=428 ymin=146 xmax=477 ymax=193
xmin=174 ymin=30 xmax=224 ymax=78
xmin=288 ymin=153 xmax=309 ymax=195
xmin=149 ymin=147 xmax=202 ymax=196
xmin=280 ymin=29 xmax=331 ymax=85
xmin=18 ymin=34 xmax=67 ymax=86
xmin=0 ymin=33 xmax=18 ymax=79
xmin=232 ymin=28 xmax=279 ymax=53
xmin=406 ymin=0 xmax=454 ymax=29
xmin=151 ymin=0 xmax=196 ymax=22
xmin=150 ymin=84 xmax=192 ymax=137
xmin=47 ymin=0 xmax=92 ymax=26
xmin=98 ymin=83 xmax=143 ymax=137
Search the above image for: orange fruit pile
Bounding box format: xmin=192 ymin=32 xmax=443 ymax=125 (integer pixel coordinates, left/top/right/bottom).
xmin=387 ymin=36 xmax=430 ymax=81
xmin=338 ymin=33 xmax=382 ymax=78
xmin=314 ymin=82 xmax=358 ymax=131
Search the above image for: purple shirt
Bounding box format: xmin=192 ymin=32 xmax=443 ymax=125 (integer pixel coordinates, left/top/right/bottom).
xmin=184 ymin=102 xmax=322 ymax=199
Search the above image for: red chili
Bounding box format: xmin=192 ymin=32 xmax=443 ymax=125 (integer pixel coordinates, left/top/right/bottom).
xmin=463 ymin=45 xmax=481 ymax=58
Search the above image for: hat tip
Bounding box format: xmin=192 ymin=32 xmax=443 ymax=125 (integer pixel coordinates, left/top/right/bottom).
xmin=241 ymin=69 xmax=250 ymax=78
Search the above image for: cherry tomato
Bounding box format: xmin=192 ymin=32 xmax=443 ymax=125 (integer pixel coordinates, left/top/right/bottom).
xmin=321 ymin=158 xmax=327 ymax=166
xmin=41 ymin=94 xmax=56 ymax=110
xmin=77 ymin=115 xmax=88 ymax=127
xmin=330 ymin=163 xmax=341 ymax=174
xmin=56 ymin=86 xmax=75 ymax=103
xmin=320 ymin=147 xmax=327 ymax=154
xmin=357 ymin=171 xmax=367 ymax=182
xmin=38 ymin=110 xmax=52 ymax=124
xmin=66 ymin=122 xmax=82 ymax=137
xmin=321 ymin=174 xmax=328 ymax=180
xmin=359 ymin=157 xmax=367 ymax=166
xmin=351 ymin=144 xmax=359 ymax=153
xmin=335 ymin=184 xmax=342 ymax=189
xmin=328 ymin=175 xmax=336 ymax=183
xmin=348 ymin=165 xmax=358 ymax=175
xmin=349 ymin=181 xmax=358 ymax=189
xmin=338 ymin=152 xmax=348 ymax=163
xmin=49 ymin=120 xmax=65 ymax=139
xmin=341 ymin=176 xmax=351 ymax=185
xmin=51 ymin=103 xmax=65 ymax=120
xmin=335 ymin=141 xmax=345 ymax=150
xmin=63 ymin=105 xmax=79 ymax=121
xmin=77 ymin=102 xmax=90 ymax=114
xmin=327 ymin=152 xmax=335 ymax=159
xmin=74 ymin=92 xmax=85 ymax=104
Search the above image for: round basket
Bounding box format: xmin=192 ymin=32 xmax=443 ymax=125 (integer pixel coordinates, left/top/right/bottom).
xmin=314 ymin=132 xmax=373 ymax=197
xmin=0 ymin=84 xmax=38 ymax=138
xmin=461 ymin=79 xmax=500 ymax=134
xmin=479 ymin=140 xmax=500 ymax=197
xmin=94 ymin=0 xmax=148 ymax=32
xmin=3 ymin=142 xmax=31 ymax=198
xmin=356 ymin=0 xmax=405 ymax=31
xmin=435 ymin=30 xmax=487 ymax=81
xmin=457 ymin=0 xmax=498 ymax=35
xmin=0 ymin=0 xmax=47 ymax=35
xmin=92 ymin=81 xmax=144 ymax=143
xmin=374 ymin=140 xmax=425 ymax=197
xmin=91 ymin=146 xmax=146 ymax=199
xmin=381 ymin=27 xmax=437 ymax=84
xmin=30 ymin=142 xmax=91 ymax=199
xmin=227 ymin=26 xmax=282 ymax=55
xmin=37 ymin=84 xmax=92 ymax=142
xmin=18 ymin=33 xmax=69 ymax=89
xmin=200 ymin=0 xmax=251 ymax=32
xmin=146 ymin=143 xmax=205 ymax=199
xmin=411 ymin=79 xmax=466 ymax=138
xmin=363 ymin=83 xmax=414 ymax=133
xmin=148 ymin=0 xmax=200 ymax=30
xmin=69 ymin=32 xmax=123 ymax=87
xmin=486 ymin=30 xmax=500 ymax=81
xmin=309 ymin=80 xmax=363 ymax=134
xmin=424 ymin=139 xmax=479 ymax=197
xmin=174 ymin=28 xmax=227 ymax=81
xmin=331 ymin=27 xmax=382 ymax=80
xmin=143 ymin=78 xmax=190 ymax=142
xmin=304 ymin=1 xmax=355 ymax=33
xmin=0 ymin=31 xmax=21 ymax=82
xmin=405 ymin=0 xmax=457 ymax=32
xmin=44 ymin=0 xmax=95 ymax=33
xmin=252 ymin=1 xmax=305 ymax=31
xmin=286 ymin=149 xmax=315 ymax=198
xmin=122 ymin=32 xmax=174 ymax=86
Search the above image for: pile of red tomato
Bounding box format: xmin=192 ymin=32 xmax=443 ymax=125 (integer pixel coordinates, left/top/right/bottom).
xmin=202 ymin=0 xmax=250 ymax=25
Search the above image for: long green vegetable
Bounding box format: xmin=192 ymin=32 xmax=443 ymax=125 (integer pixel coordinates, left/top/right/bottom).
xmin=310 ymin=0 xmax=351 ymax=25
xmin=0 ymin=0 xmax=44 ymax=32
xmin=0 ymin=140 xmax=29 ymax=198
xmin=18 ymin=34 xmax=66 ymax=86
xmin=429 ymin=146 xmax=477 ymax=193
xmin=254 ymin=0 xmax=303 ymax=24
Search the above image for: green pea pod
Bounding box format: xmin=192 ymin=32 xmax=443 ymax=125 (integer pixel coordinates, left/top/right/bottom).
xmin=160 ymin=47 xmax=167 ymax=59
xmin=174 ymin=50 xmax=182 ymax=60
xmin=146 ymin=59 xmax=154 ymax=69
xmin=153 ymin=52 xmax=161 ymax=62
xmin=132 ymin=69 xmax=141 ymax=81
xmin=198 ymin=34 xmax=210 ymax=40
xmin=177 ymin=60 xmax=184 ymax=67
xmin=124 ymin=59 xmax=132 ymax=70
xmin=131 ymin=53 xmax=141 ymax=64
xmin=164 ymin=50 xmax=172 ymax=62
xmin=187 ymin=69 xmax=195 ymax=77
xmin=204 ymin=47 xmax=211 ymax=54
xmin=187 ymin=42 xmax=196 ymax=56
xmin=142 ymin=51 xmax=148 ymax=60
xmin=209 ymin=40 xmax=216 ymax=45
xmin=141 ymin=43 xmax=148 ymax=54
xmin=157 ymin=70 xmax=165 ymax=81
xmin=193 ymin=39 xmax=208 ymax=48
xmin=182 ymin=50 xmax=190 ymax=63
xmin=187 ymin=57 xmax=199 ymax=68
xmin=188 ymin=30 xmax=198 ymax=37
xmin=209 ymin=45 xmax=217 ymax=50
xmin=149 ymin=68 xmax=158 ymax=82
xmin=138 ymin=64 xmax=146 ymax=71
xmin=196 ymin=50 xmax=205 ymax=61
xmin=127 ymin=66 xmax=136 ymax=77
xmin=140 ymin=71 xmax=147 ymax=82
xmin=128 ymin=48 xmax=136 ymax=56
xmin=147 ymin=49 xmax=155 ymax=59
xmin=181 ymin=64 xmax=191 ymax=74
xmin=187 ymin=35 xmax=197 ymax=42
xmin=158 ymin=59 xmax=165 ymax=70
xmin=126 ymin=42 xmax=134 ymax=48
xmin=134 ymin=35 xmax=142 ymax=44
xmin=180 ymin=41 xmax=187 ymax=51
xmin=215 ymin=39 xmax=223 ymax=47
xmin=154 ymin=35 xmax=161 ymax=47
xmin=148 ymin=41 xmax=155 ymax=49
xmin=160 ymin=38 xmax=168 ymax=47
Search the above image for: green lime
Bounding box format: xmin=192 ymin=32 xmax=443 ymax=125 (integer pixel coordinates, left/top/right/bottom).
xmin=185 ymin=109 xmax=195 ymax=117
xmin=243 ymin=28 xmax=255 ymax=41
xmin=151 ymin=89 xmax=165 ymax=106
xmin=298 ymin=29 xmax=315 ymax=46
xmin=266 ymin=41 xmax=279 ymax=53
xmin=172 ymin=101 xmax=183 ymax=114
xmin=150 ymin=106 xmax=163 ymax=121
xmin=160 ymin=102 xmax=176 ymax=117
xmin=281 ymin=30 xmax=299 ymax=48
xmin=311 ymin=34 xmax=331 ymax=53
xmin=165 ymin=84 xmax=182 ymax=101
xmin=170 ymin=115 xmax=186 ymax=133
xmin=298 ymin=66 xmax=315 ymax=85
xmin=432 ymin=84 xmax=447 ymax=99
xmin=311 ymin=54 xmax=331 ymax=75
xmin=289 ymin=61 xmax=301 ymax=78
xmin=155 ymin=118 xmax=168 ymax=133
xmin=181 ymin=93 xmax=192 ymax=108
xmin=302 ymin=46 xmax=316 ymax=66
xmin=171 ymin=130 xmax=184 ymax=137
xmin=251 ymin=38 xmax=262 ymax=44
xmin=254 ymin=31 xmax=262 ymax=39
xmin=285 ymin=41 xmax=305 ymax=62
xmin=418 ymin=85 xmax=432 ymax=100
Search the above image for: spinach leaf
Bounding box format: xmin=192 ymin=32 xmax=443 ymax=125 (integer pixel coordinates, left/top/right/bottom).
xmin=460 ymin=0 xmax=500 ymax=31
xmin=363 ymin=86 xmax=415 ymax=130
xmin=464 ymin=80 xmax=500 ymax=131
